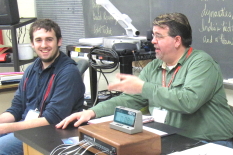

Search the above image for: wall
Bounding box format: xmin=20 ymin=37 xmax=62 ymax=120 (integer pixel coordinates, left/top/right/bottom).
xmin=83 ymin=0 xmax=233 ymax=80
xmin=35 ymin=0 xmax=85 ymax=53
xmin=2 ymin=0 xmax=36 ymax=46
xmin=226 ymin=89 xmax=233 ymax=106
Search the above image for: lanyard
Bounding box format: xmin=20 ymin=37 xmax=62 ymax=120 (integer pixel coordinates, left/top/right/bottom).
xmin=23 ymin=73 xmax=55 ymax=117
xmin=39 ymin=74 xmax=55 ymax=117
xmin=162 ymin=47 xmax=193 ymax=87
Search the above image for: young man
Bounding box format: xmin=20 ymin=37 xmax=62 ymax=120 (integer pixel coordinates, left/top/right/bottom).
xmin=0 ymin=19 xmax=85 ymax=154
xmin=57 ymin=13 xmax=233 ymax=148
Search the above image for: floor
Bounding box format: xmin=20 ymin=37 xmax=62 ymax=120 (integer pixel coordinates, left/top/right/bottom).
xmin=0 ymin=67 xmax=15 ymax=114
xmin=0 ymin=91 xmax=15 ymax=114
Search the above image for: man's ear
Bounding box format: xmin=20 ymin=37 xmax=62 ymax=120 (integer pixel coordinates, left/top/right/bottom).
xmin=174 ymin=36 xmax=182 ymax=48
xmin=58 ymin=38 xmax=62 ymax=46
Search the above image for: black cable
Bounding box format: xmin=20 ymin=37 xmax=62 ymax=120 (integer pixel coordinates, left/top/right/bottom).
xmin=89 ymin=47 xmax=120 ymax=100
xmin=99 ymin=68 xmax=109 ymax=85
xmin=99 ymin=68 xmax=113 ymax=96
xmin=89 ymin=47 xmax=119 ymax=73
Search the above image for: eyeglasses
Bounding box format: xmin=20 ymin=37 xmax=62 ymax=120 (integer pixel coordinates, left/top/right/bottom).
xmin=152 ymin=34 xmax=169 ymax=40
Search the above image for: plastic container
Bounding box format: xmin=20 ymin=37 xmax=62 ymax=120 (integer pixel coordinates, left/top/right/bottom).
xmin=18 ymin=43 xmax=34 ymax=60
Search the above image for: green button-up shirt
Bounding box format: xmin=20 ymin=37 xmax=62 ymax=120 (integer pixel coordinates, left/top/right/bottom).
xmin=90 ymin=48 xmax=233 ymax=141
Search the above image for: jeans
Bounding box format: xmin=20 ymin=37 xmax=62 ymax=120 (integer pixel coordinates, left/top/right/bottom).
xmin=202 ymin=140 xmax=233 ymax=149
xmin=0 ymin=133 xmax=23 ymax=155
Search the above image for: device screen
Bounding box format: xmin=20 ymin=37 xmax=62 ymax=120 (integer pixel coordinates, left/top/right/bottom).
xmin=0 ymin=1 xmax=7 ymax=15
xmin=114 ymin=108 xmax=136 ymax=127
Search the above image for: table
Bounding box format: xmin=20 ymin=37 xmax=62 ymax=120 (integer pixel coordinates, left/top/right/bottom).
xmin=14 ymin=123 xmax=203 ymax=155
xmin=0 ymin=83 xmax=18 ymax=92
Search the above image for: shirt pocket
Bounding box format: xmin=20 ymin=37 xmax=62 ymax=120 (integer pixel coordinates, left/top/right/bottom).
xmin=170 ymin=78 xmax=185 ymax=89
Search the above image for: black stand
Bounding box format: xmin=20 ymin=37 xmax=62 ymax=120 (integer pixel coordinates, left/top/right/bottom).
xmin=66 ymin=45 xmax=155 ymax=106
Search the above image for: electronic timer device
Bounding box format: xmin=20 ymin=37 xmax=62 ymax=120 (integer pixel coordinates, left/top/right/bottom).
xmin=78 ymin=122 xmax=161 ymax=155
xmin=110 ymin=106 xmax=143 ymax=134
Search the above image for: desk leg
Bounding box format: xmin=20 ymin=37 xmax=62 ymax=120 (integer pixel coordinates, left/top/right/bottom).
xmin=119 ymin=55 xmax=134 ymax=74
xmin=23 ymin=143 xmax=43 ymax=155
xmin=89 ymin=65 xmax=97 ymax=106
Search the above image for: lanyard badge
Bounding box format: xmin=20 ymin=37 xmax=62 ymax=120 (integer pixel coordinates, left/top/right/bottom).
xmin=25 ymin=109 xmax=40 ymax=120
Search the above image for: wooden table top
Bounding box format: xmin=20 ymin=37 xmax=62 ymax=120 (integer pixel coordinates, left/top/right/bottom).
xmin=0 ymin=83 xmax=19 ymax=92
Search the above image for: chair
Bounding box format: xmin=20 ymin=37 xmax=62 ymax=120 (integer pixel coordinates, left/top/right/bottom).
xmin=76 ymin=59 xmax=89 ymax=77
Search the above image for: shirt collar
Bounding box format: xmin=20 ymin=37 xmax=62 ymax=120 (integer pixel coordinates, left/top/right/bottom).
xmin=159 ymin=47 xmax=192 ymax=70
xmin=33 ymin=51 xmax=61 ymax=72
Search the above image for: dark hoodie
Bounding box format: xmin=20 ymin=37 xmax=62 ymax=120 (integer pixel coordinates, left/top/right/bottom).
xmin=6 ymin=51 xmax=85 ymax=124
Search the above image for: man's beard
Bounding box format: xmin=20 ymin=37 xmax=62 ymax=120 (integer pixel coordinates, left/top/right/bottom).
xmin=41 ymin=49 xmax=59 ymax=63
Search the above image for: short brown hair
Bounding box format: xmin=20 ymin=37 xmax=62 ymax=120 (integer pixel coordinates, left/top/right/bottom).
xmin=153 ymin=13 xmax=192 ymax=47
xmin=29 ymin=19 xmax=62 ymax=43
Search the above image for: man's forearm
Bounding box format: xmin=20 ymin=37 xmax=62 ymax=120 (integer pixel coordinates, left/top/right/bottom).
xmin=0 ymin=112 xmax=15 ymax=123
xmin=0 ymin=117 xmax=49 ymax=134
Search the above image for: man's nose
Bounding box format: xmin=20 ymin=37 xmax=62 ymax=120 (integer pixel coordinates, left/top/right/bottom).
xmin=151 ymin=38 xmax=158 ymax=44
xmin=41 ymin=40 xmax=47 ymax=47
